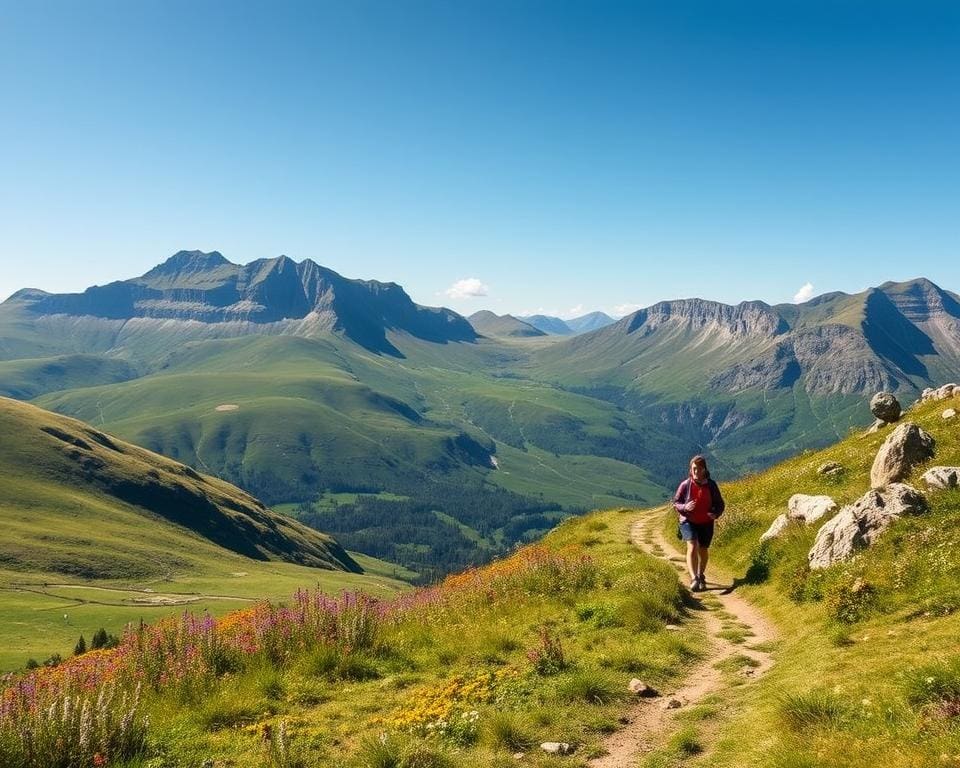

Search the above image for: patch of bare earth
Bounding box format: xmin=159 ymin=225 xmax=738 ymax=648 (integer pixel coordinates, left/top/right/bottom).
xmin=215 ymin=403 xmax=239 ymax=412
xmin=589 ymin=510 xmax=777 ymax=767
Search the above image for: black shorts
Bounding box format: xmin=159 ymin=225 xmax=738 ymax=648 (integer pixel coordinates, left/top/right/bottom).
xmin=679 ymin=520 xmax=714 ymax=547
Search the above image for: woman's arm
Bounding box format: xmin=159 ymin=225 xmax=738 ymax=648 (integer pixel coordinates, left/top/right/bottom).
xmin=673 ymin=480 xmax=691 ymax=515
xmin=710 ymin=480 xmax=725 ymax=517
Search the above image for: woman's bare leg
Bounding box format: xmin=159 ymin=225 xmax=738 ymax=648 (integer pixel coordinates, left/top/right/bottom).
xmin=686 ymin=541 xmax=700 ymax=582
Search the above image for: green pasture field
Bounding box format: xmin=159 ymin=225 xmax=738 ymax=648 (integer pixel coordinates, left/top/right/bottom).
xmin=0 ymin=556 xmax=411 ymax=673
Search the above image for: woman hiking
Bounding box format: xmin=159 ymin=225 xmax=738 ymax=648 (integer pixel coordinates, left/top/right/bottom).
xmin=673 ymin=455 xmax=725 ymax=592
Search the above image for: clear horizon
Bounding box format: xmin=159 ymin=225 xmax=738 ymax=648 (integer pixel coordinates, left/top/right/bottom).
xmin=2 ymin=1 xmax=957 ymax=317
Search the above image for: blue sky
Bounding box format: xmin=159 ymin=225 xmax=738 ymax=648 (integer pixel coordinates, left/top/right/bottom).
xmin=1 ymin=1 xmax=957 ymax=317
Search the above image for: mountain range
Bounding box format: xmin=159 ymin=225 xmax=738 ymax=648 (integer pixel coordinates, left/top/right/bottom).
xmin=518 ymin=311 xmax=617 ymax=335
xmin=3 ymin=251 xmax=959 ymax=575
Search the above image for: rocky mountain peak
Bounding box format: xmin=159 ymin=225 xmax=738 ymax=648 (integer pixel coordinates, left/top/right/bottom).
xmin=624 ymin=298 xmax=787 ymax=339
xmin=879 ymin=278 xmax=960 ymax=323
xmin=145 ymin=250 xmax=231 ymax=277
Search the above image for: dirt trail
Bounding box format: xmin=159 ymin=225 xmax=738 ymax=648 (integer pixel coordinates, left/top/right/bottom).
xmin=590 ymin=510 xmax=777 ymax=767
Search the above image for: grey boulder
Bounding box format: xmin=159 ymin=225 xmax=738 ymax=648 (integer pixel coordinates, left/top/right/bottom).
xmin=760 ymin=513 xmax=790 ymax=542
xmin=817 ymin=461 xmax=843 ymax=476
xmin=788 ymin=494 xmax=837 ymax=523
xmin=922 ymin=466 xmax=960 ymax=490
xmin=808 ymin=483 xmax=928 ymax=569
xmin=869 ymin=422 xmax=935 ymax=489
xmin=870 ymin=392 xmax=902 ymax=423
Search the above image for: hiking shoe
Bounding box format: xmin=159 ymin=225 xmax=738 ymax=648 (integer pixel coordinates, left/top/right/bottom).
xmin=697 ymin=575 xmax=707 ymax=591
xmin=689 ymin=577 xmax=700 ymax=592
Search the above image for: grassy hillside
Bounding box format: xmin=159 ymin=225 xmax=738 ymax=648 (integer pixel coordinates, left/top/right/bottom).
xmin=655 ymin=392 xmax=960 ymax=767
xmin=0 ymin=397 xmax=412 ymax=671
xmin=33 ymin=334 xmax=669 ymax=576
xmin=0 ymin=507 xmax=696 ymax=767
xmin=4 ymin=391 xmax=960 ymax=765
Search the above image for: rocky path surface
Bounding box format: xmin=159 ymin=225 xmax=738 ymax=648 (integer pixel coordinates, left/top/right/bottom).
xmin=590 ymin=509 xmax=777 ymax=767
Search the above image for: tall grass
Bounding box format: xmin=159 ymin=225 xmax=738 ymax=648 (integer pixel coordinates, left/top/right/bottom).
xmin=0 ymin=543 xmax=602 ymax=766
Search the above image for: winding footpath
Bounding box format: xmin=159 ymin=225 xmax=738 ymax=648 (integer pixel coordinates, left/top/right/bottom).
xmin=590 ymin=509 xmax=778 ymax=767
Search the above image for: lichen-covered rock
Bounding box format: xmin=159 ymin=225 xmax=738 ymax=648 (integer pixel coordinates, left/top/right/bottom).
xmin=937 ymin=383 xmax=958 ymax=400
xmin=541 ymin=742 xmax=574 ymax=755
xmin=870 ymin=422 xmax=935 ymax=489
xmin=760 ymin=513 xmax=790 ymax=542
xmin=808 ymin=484 xmax=928 ymax=569
xmin=921 ymin=383 xmax=959 ymax=402
xmin=922 ymin=466 xmax=960 ymax=490
xmin=870 ymin=392 xmax=901 ymax=423
xmin=788 ymin=494 xmax=837 ymax=523
xmin=817 ymin=461 xmax=843 ymax=475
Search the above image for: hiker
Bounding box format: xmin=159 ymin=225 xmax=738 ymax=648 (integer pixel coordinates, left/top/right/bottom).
xmin=673 ymin=455 xmax=725 ymax=592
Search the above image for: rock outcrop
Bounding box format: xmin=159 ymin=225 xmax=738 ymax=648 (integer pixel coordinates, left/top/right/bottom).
xmin=817 ymin=461 xmax=843 ymax=476
xmin=921 ymin=383 xmax=958 ymax=403
xmin=870 ymin=392 xmax=902 ymax=423
xmin=808 ymin=484 xmax=928 ymax=569
xmin=869 ymin=422 xmax=935 ymax=488
xmin=922 ymin=466 xmax=960 ymax=490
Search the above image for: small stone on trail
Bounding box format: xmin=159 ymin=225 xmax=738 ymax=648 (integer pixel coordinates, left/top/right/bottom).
xmin=665 ymin=624 xmax=681 ymax=631
xmin=628 ymin=678 xmax=659 ymax=697
xmin=540 ymin=742 xmax=574 ymax=755
xmin=662 ymin=698 xmax=683 ymax=710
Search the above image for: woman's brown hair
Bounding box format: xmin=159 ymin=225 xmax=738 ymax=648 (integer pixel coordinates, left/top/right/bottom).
xmin=689 ymin=455 xmax=709 ymax=477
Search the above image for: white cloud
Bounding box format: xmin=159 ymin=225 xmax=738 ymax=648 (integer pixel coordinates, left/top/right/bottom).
xmin=793 ymin=282 xmax=814 ymax=303
xmin=517 ymin=306 xmax=559 ymax=317
xmin=445 ymin=277 xmax=489 ymax=300
xmin=559 ymin=304 xmax=585 ymax=320
xmin=612 ymin=302 xmax=643 ymax=317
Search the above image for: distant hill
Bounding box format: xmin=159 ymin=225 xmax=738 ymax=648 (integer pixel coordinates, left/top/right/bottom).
xmin=566 ymin=311 xmax=616 ymax=334
xmin=0 ymin=396 xmax=360 ymax=578
xmin=520 ymin=314 xmax=573 ymax=335
xmin=468 ymin=310 xmax=546 ymax=338
xmin=519 ymin=311 xmax=616 ymax=335
xmin=5 ymin=250 xmax=476 ymax=357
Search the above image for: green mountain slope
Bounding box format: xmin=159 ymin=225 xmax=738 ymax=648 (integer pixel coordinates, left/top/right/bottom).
xmin=468 ymin=310 xmax=547 ymax=338
xmin=0 ymin=396 xmax=359 ymax=576
xmin=6 ymin=257 xmax=960 ymax=577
